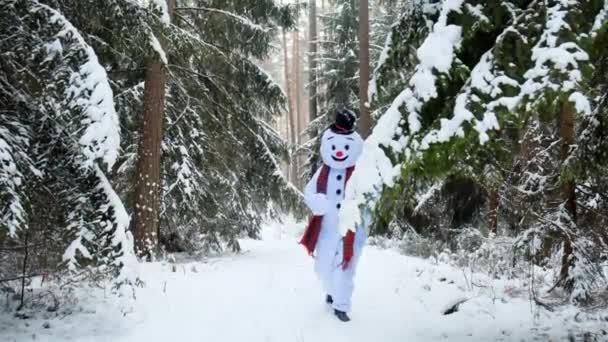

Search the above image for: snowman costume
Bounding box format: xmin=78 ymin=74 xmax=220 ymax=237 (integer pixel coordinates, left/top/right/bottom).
xmin=300 ymin=109 xmax=368 ymax=322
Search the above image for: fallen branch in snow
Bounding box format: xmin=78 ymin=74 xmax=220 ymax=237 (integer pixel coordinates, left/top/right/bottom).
xmin=532 ymin=296 xmax=557 ymax=312
xmin=442 ymin=297 xmax=470 ymax=315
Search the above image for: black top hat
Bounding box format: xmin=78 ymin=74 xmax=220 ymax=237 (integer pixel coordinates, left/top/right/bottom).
xmin=330 ymin=109 xmax=356 ymax=134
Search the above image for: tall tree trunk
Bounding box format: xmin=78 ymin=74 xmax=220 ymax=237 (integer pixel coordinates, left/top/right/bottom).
xmin=282 ymin=29 xmax=297 ymax=183
xmin=308 ymin=0 xmax=318 ymax=131
xmin=133 ymin=0 xmax=173 ymax=259
xmin=300 ymin=27 xmax=309 ymax=133
xmin=133 ymin=61 xmax=165 ymax=259
xmin=293 ymin=28 xmax=302 ymax=186
xmin=358 ymin=0 xmax=371 ymax=138
xmin=293 ymin=30 xmax=302 ymax=141
xmin=559 ymin=99 xmax=577 ymax=283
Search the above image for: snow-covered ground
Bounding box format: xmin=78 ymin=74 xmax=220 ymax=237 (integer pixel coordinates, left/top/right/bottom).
xmin=1 ymin=219 xmax=606 ymax=342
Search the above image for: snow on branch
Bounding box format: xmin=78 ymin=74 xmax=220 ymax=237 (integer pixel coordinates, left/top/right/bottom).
xmin=0 ymin=135 xmax=25 ymax=238
xmin=592 ymin=0 xmax=608 ymax=33
xmin=521 ymin=1 xmax=590 ymax=99
xmin=369 ymin=30 xmax=393 ymax=101
xmin=339 ymin=0 xmax=604 ymax=236
xmin=31 ymin=1 xmax=136 ymax=281
xmin=94 ymin=165 xmax=138 ymax=285
xmin=149 ymin=32 xmax=168 ymax=65
xmin=175 ymin=7 xmax=271 ymax=33
xmin=338 ymin=0 xmax=466 ymax=235
xmin=34 ymin=2 xmax=122 ymax=170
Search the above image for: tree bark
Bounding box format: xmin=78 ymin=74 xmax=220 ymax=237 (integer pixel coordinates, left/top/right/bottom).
xmin=559 ymin=99 xmax=577 ymax=283
xmin=293 ymin=30 xmax=302 ymax=143
xmin=133 ymin=0 xmax=174 ymax=259
xmin=308 ymin=0 xmax=318 ymax=127
xmin=18 ymin=230 xmax=28 ymax=310
xmin=293 ymin=29 xmax=302 ymax=186
xmin=282 ymin=29 xmax=297 ymax=183
xmin=133 ymin=61 xmax=165 ymax=259
xmin=358 ymin=0 xmax=371 ymax=138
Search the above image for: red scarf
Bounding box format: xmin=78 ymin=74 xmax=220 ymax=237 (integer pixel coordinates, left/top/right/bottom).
xmin=300 ymin=164 xmax=356 ymax=267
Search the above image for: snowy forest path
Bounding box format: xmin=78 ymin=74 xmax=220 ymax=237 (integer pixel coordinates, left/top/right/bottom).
xmin=120 ymin=227 xmax=419 ymax=342
xmin=3 ymin=221 xmax=587 ymax=342
xmin=112 ymin=222 xmax=570 ymax=342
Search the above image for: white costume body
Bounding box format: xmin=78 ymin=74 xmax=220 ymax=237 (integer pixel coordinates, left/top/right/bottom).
xmin=304 ymin=129 xmax=369 ymax=313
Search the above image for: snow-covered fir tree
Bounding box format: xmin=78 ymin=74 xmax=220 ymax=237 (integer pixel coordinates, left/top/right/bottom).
xmin=0 ymin=0 xmax=138 ymax=293
xmin=340 ymin=0 xmax=608 ymax=304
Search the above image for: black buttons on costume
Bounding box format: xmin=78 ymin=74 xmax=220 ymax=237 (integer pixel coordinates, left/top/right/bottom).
xmin=335 ymin=173 xmax=344 ymax=209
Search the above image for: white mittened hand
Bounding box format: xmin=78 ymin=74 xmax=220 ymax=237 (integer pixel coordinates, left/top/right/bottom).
xmin=305 ymin=193 xmax=329 ymax=216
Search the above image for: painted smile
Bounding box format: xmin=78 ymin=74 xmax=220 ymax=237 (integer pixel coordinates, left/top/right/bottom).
xmin=331 ymin=155 xmax=348 ymax=162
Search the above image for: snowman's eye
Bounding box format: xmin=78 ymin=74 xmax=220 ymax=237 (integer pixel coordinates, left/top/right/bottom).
xmin=345 ymin=145 xmax=350 ymax=151
xmin=332 ymin=145 xmax=336 ymax=150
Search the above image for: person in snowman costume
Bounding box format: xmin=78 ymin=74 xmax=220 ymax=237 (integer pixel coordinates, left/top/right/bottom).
xmin=300 ymin=109 xmax=368 ymax=322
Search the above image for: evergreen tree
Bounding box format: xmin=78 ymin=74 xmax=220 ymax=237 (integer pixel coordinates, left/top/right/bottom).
xmin=0 ymin=0 xmax=138 ymax=292
xmin=340 ymin=0 xmax=608 ymax=303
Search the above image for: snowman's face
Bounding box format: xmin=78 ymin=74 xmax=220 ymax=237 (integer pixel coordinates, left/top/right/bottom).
xmin=320 ymin=129 xmax=363 ymax=169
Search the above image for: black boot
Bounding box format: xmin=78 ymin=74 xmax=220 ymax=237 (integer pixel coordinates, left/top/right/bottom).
xmin=334 ymin=309 xmax=350 ymax=322
xmin=326 ymin=294 xmax=333 ymax=304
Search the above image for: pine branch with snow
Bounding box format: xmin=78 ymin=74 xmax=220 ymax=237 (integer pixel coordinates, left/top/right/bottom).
xmin=0 ymin=0 xmax=137 ymax=289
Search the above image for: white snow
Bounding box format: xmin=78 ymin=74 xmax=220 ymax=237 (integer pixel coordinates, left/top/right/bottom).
xmin=569 ymin=91 xmax=592 ymax=115
xmin=167 ymin=144 xmax=197 ymax=198
xmin=0 ymin=136 xmax=24 ymax=238
xmin=134 ymin=0 xmax=170 ymax=24
xmin=465 ymin=3 xmax=489 ymax=24
xmin=592 ymin=0 xmax=608 ymax=33
xmin=93 ymin=164 xmax=138 ymax=285
xmin=414 ymin=182 xmax=442 ymax=214
xmin=149 ymin=33 xmax=168 ymax=65
xmin=416 ymin=24 xmax=462 ymax=74
xmin=2 ymin=220 xmax=605 ymax=342
xmin=62 ymin=227 xmax=93 ymax=271
xmin=151 ymin=0 xmax=170 ymax=24
xmin=522 ymin=2 xmax=590 ymax=99
xmin=369 ymin=31 xmax=393 ymax=101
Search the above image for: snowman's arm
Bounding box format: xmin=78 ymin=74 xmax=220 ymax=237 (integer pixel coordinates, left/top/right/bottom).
xmin=304 ymin=167 xmax=328 ymax=216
